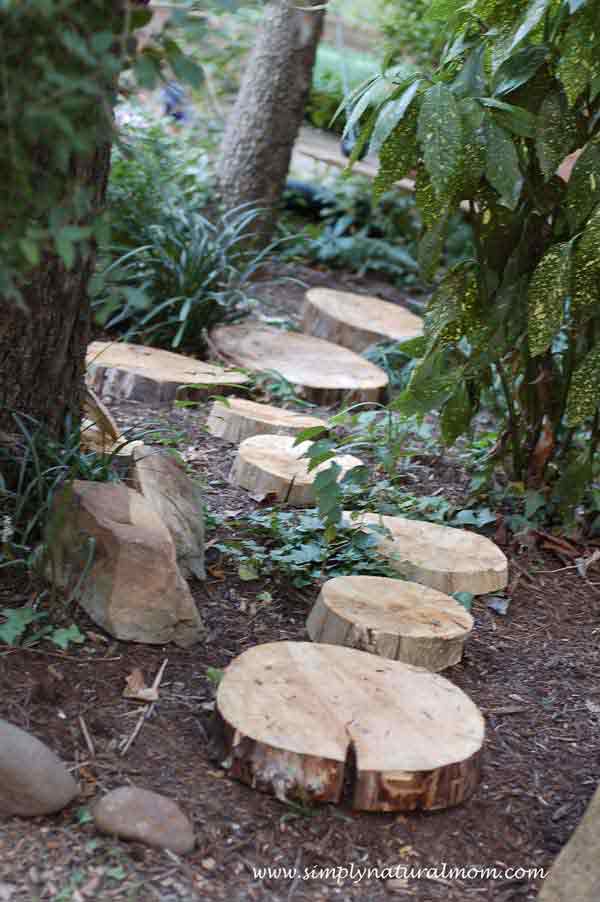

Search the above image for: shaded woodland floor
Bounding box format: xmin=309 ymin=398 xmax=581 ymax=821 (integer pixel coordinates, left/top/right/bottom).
xmin=1 ymin=390 xmax=599 ymax=901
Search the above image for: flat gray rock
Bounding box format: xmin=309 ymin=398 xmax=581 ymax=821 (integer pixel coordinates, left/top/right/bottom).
xmin=93 ymin=787 xmax=195 ymax=854
xmin=0 ymin=719 xmax=79 ymax=816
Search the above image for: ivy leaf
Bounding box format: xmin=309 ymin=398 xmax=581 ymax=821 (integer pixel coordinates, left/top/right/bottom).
xmin=566 ymin=345 xmax=600 ymax=426
xmin=417 ymin=84 xmax=464 ymax=202
xmin=49 ymin=625 xmax=85 ymax=650
xmin=484 ymin=119 xmax=522 ymax=210
xmin=492 ymin=44 xmax=549 ymax=97
xmin=527 ymin=242 xmax=571 ymax=356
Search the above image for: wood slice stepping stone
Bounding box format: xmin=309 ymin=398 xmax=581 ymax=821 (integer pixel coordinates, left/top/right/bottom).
xmin=342 ymin=511 xmax=508 ymax=595
xmin=231 ymin=435 xmax=362 ymax=505
xmin=206 ymin=398 xmax=325 ymax=444
xmin=303 ymin=288 xmax=423 ymax=352
xmin=216 ymin=641 xmax=484 ymax=812
xmin=306 ymin=576 xmax=473 ymax=670
xmin=210 ymin=324 xmax=389 ymax=405
xmin=86 ymin=341 xmax=248 ymax=405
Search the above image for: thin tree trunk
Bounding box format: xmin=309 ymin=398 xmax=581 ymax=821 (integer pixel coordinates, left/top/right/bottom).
xmin=217 ymin=0 xmax=325 ymax=243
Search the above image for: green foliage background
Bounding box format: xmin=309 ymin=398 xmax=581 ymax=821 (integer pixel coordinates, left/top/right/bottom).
xmin=347 ymin=0 xmax=600 ymax=522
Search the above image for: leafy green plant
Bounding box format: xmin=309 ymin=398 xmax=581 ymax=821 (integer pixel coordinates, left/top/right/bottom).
xmin=0 ymin=604 xmax=85 ymax=651
xmin=343 ymin=0 xmax=600 ymax=525
xmin=0 ymin=0 xmax=212 ymax=304
xmin=94 ymin=204 xmax=275 ymax=351
xmin=306 ymin=44 xmax=381 ymax=133
xmin=0 ymin=412 xmax=151 ymax=571
xmin=216 ymin=509 xmax=401 ymax=588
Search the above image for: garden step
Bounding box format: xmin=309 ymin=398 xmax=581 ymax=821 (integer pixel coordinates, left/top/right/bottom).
xmin=306 ymin=575 xmax=473 ymax=670
xmin=86 ymin=341 xmax=248 ymax=405
xmin=215 ymin=641 xmax=484 ymax=811
xmin=303 ymin=287 xmax=423 ymax=352
xmin=342 ymin=511 xmax=508 ymax=595
xmin=206 ymin=397 xmax=325 ymax=444
xmin=230 ymin=434 xmax=362 ymax=506
xmin=210 ymin=324 xmax=389 ymax=405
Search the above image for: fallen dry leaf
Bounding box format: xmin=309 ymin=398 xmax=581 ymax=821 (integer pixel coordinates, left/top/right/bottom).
xmin=123 ymin=668 xmax=159 ymax=702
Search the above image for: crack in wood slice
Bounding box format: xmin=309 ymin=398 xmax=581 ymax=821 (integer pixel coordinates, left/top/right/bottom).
xmin=342 ymin=511 xmax=508 ymax=595
xmin=206 ymin=398 xmax=325 ymax=444
xmin=303 ymin=288 xmax=423 ymax=352
xmin=210 ymin=324 xmax=389 ymax=405
xmin=216 ymin=642 xmax=484 ymax=812
xmin=230 ymin=435 xmax=362 ymax=506
xmin=86 ymin=341 xmax=248 ymax=405
xmin=306 ymin=576 xmax=473 ymax=670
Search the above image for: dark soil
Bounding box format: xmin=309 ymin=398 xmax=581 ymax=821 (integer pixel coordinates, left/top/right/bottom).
xmin=1 ymin=377 xmax=599 ymax=901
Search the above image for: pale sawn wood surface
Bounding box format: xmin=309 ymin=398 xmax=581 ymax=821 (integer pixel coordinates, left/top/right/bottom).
xmin=303 ymin=288 xmax=423 ymax=352
xmin=306 ymin=575 xmax=473 ymax=670
xmin=342 ymin=511 xmax=508 ymax=595
xmin=216 ymin=641 xmax=484 ymax=811
xmin=230 ymin=435 xmax=362 ymax=505
xmin=206 ymin=398 xmax=325 ymax=444
xmin=86 ymin=341 xmax=248 ymax=404
xmin=210 ymin=324 xmax=389 ymax=404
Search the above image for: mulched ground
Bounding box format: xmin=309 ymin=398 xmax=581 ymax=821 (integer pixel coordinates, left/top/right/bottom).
xmin=1 ymin=303 xmax=599 ymax=901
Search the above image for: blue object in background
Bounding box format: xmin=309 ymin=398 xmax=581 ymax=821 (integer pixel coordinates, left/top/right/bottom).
xmin=162 ymin=81 xmax=189 ymax=123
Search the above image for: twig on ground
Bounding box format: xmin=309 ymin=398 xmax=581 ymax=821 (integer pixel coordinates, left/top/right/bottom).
xmin=79 ymin=715 xmax=96 ymax=757
xmin=120 ymin=658 xmax=168 ymax=756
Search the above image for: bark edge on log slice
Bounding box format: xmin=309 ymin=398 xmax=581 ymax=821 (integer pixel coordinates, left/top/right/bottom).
xmin=230 ymin=435 xmax=362 ymax=505
xmin=306 ymin=576 xmax=473 ymax=670
xmin=206 ymin=398 xmax=325 ymax=444
xmin=216 ymin=641 xmax=484 ymax=812
xmin=86 ymin=341 xmax=248 ymax=404
xmin=210 ymin=324 xmax=389 ymax=405
xmin=342 ymin=511 xmax=508 ymax=595
xmin=303 ymin=288 xmax=423 ymax=352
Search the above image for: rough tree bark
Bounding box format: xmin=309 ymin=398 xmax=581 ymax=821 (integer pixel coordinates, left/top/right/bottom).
xmin=216 ymin=0 xmax=325 ymax=243
xmin=0 ymin=0 xmax=147 ymax=439
xmin=0 ymin=146 xmax=111 ymax=439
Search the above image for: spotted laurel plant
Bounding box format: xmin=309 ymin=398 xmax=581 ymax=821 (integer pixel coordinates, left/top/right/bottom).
xmin=346 ymin=0 xmax=600 ymax=519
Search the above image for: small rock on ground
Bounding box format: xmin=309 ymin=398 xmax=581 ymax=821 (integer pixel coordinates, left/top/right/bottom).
xmin=93 ymin=787 xmax=195 ymax=854
xmin=0 ymin=719 xmax=79 ymax=816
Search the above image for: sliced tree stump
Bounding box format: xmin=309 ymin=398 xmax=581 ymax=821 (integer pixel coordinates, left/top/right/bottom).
xmin=230 ymin=435 xmax=362 ymax=505
xmin=210 ymin=324 xmax=389 ymax=405
xmin=216 ymin=641 xmax=484 ymax=812
xmin=86 ymin=341 xmax=248 ymax=405
xmin=206 ymin=398 xmax=325 ymax=444
xmin=342 ymin=511 xmax=508 ymax=595
xmin=306 ymin=576 xmax=473 ymax=670
xmin=303 ymin=288 xmax=423 ymax=352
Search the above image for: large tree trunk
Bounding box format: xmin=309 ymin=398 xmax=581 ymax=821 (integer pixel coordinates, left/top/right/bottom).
xmin=216 ymin=0 xmax=325 ymax=243
xmin=0 ymin=145 xmax=111 ymax=439
xmin=0 ymin=0 xmax=128 ymax=439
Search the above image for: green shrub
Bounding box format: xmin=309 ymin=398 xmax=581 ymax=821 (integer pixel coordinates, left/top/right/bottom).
xmin=379 ymin=0 xmax=445 ymax=68
xmin=95 ymin=121 xmax=273 ymax=351
xmin=306 ymin=44 xmax=380 ymax=133
xmin=343 ymin=0 xmax=600 ymax=525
